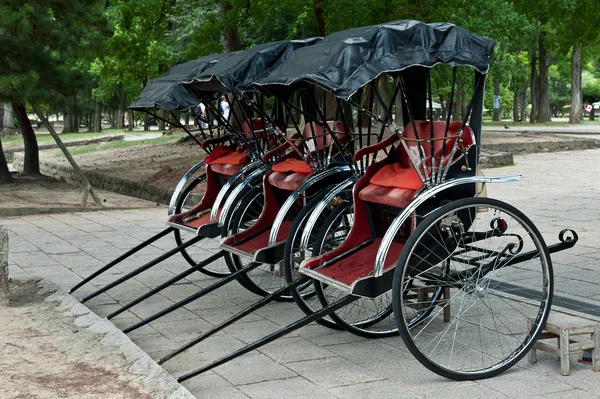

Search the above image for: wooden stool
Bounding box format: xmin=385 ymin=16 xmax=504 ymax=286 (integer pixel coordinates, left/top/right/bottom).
xmin=528 ymin=312 xmax=600 ymax=376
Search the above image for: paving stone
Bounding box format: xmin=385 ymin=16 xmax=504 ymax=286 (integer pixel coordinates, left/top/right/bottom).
xmin=212 ymin=353 xmax=297 ymax=386
xmin=328 ymin=379 xmax=420 ymax=399
xmin=9 ymin=149 xmax=600 ymax=398
xmin=258 ymin=336 xmax=337 ymax=363
xmin=284 ymin=356 xmax=383 ymax=388
xmin=478 ymin=368 xmax=576 ymax=398
xmin=240 ymin=376 xmax=338 ymax=399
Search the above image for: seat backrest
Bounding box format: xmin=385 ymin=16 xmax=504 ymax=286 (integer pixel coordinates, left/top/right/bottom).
xmin=302 ymin=121 xmax=346 ymax=151
xmin=242 ymin=117 xmax=267 ymax=138
xmin=397 ymin=120 xmax=474 ymax=169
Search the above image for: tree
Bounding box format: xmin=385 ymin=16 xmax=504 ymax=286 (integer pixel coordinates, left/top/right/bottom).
xmin=0 ymin=0 xmax=105 ymax=179
xmin=555 ymin=0 xmax=600 ymax=124
xmin=91 ymin=0 xmax=175 ymax=131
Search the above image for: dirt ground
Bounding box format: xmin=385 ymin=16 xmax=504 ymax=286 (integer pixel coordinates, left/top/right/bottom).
xmin=35 ymin=131 xmax=582 ymax=193
xmin=0 ymin=280 xmax=153 ymax=399
xmin=4 ymin=129 xmax=597 ymax=217
xmin=0 ymin=175 xmax=158 ymax=217
xmin=39 ymin=140 xmax=207 ymax=193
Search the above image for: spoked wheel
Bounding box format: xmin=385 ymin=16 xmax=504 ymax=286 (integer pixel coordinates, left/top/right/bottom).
xmin=173 ymin=173 xmax=231 ymax=278
xmin=313 ymin=202 xmax=398 ymax=338
xmin=283 ymin=193 xmax=351 ymax=329
xmin=393 ymin=197 xmax=553 ymax=380
xmin=224 ymin=187 xmax=286 ymax=297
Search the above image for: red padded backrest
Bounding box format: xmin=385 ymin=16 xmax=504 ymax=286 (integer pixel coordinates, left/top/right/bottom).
xmin=242 ymin=117 xmax=267 ymax=138
xmin=301 ymin=121 xmax=346 ymax=150
xmin=397 ymin=121 xmax=474 ymax=169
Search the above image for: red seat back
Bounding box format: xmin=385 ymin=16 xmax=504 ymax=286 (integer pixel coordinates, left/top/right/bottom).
xmin=301 ymin=121 xmax=346 ymax=151
xmin=242 ymin=117 xmax=267 ymax=138
xmin=397 ymin=121 xmax=474 ymax=169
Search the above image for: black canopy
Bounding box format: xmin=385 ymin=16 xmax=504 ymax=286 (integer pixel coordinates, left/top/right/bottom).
xmin=128 ymin=53 xmax=224 ymax=110
xmin=254 ymin=20 xmax=495 ymax=100
xmin=183 ymin=38 xmax=322 ymax=95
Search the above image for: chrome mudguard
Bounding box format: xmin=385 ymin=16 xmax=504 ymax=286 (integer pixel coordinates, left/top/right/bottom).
xmin=372 ymin=174 xmax=523 ymax=277
xmin=211 ymin=161 xmax=263 ymax=221
xmin=267 ymin=165 xmax=353 ymax=246
xmin=299 ymin=177 xmax=357 ymax=251
xmin=168 ymin=160 xmax=206 ymax=216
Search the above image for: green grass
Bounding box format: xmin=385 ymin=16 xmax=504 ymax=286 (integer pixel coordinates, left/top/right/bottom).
xmin=2 ymin=127 xmax=164 ymax=148
xmin=3 ymin=132 xmax=107 ymax=147
xmin=56 ymin=135 xmax=180 ymax=157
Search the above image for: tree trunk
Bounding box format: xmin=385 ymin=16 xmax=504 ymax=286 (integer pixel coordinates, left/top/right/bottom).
xmin=117 ymin=88 xmax=126 ymax=129
xmin=492 ymin=78 xmax=501 ymax=121
xmin=376 ymin=75 xmax=390 ymax=121
xmin=62 ymin=95 xmax=79 ymax=133
xmin=537 ymin=32 xmax=552 ymax=123
xmin=513 ymin=89 xmax=520 ymax=122
xmin=159 ymin=109 xmax=166 ymax=131
xmin=2 ymin=103 xmax=16 ymax=135
xmin=168 ymin=110 xmax=180 ymax=129
xmin=458 ymin=87 xmax=467 ymax=122
xmin=530 ymin=50 xmax=538 ymax=123
xmin=520 ymin=83 xmax=528 ymax=122
xmin=72 ymin=112 xmax=79 ymax=133
xmin=127 ymin=109 xmax=134 ymax=132
xmin=314 ymin=0 xmax=326 ymax=36
xmin=216 ymin=3 xmax=242 ymax=52
xmin=395 ymin=77 xmax=403 ymax=127
xmin=63 ymin=108 xmax=71 ymax=133
xmin=11 ymin=102 xmax=40 ymax=175
xmin=0 ymin=137 xmax=13 ymax=183
xmin=569 ymin=44 xmax=583 ymax=124
xmin=90 ymin=102 xmax=102 ymax=132
xmin=110 ymin=108 xmax=117 ymax=129
xmin=143 ymin=112 xmax=149 ymax=131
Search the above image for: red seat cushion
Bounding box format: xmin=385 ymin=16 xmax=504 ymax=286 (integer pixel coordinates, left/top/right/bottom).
xmin=210 ymin=163 xmax=247 ymax=176
xmin=204 ymin=146 xmax=231 ymax=164
xmin=206 ymin=149 xmax=248 ymax=165
xmin=315 ymin=238 xmax=404 ymax=285
xmin=370 ymin=163 xmax=423 ymax=190
xmin=271 ymin=158 xmax=313 ymax=174
xmin=358 ymin=184 xmax=416 ymax=208
xmin=268 ymin=171 xmax=309 ymax=191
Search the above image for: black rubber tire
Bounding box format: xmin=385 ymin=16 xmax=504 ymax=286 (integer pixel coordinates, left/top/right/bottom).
xmin=393 ymin=197 xmax=553 ymax=380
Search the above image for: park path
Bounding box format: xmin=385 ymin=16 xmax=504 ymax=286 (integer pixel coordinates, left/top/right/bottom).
xmin=3 ymin=149 xmax=600 ymax=398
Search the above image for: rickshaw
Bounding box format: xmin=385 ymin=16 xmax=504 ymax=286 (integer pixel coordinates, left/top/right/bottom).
xmin=118 ymin=44 xmax=374 ymax=333
xmin=157 ymin=20 xmax=578 ymax=381
xmin=68 ymin=52 xmax=235 ymax=299
xmin=71 ymin=39 xmax=325 ymax=322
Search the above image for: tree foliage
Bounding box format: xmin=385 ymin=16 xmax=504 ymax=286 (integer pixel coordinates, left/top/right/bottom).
xmin=2 ymin=0 xmax=600 ymax=182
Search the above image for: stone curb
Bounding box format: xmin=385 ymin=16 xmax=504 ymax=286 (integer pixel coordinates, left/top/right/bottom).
xmin=483 ymin=138 xmax=600 ymax=154
xmin=13 ymin=153 xmax=173 ymax=205
xmin=3 ymin=134 xmax=125 ymax=162
xmin=25 ymin=276 xmax=196 ymax=399
xmin=0 ymin=225 xmax=7 ymax=306
xmin=479 ymin=150 xmax=514 ymax=167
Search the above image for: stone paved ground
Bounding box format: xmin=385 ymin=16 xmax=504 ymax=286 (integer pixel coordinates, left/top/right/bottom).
xmin=4 ymin=149 xmax=600 ymax=398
